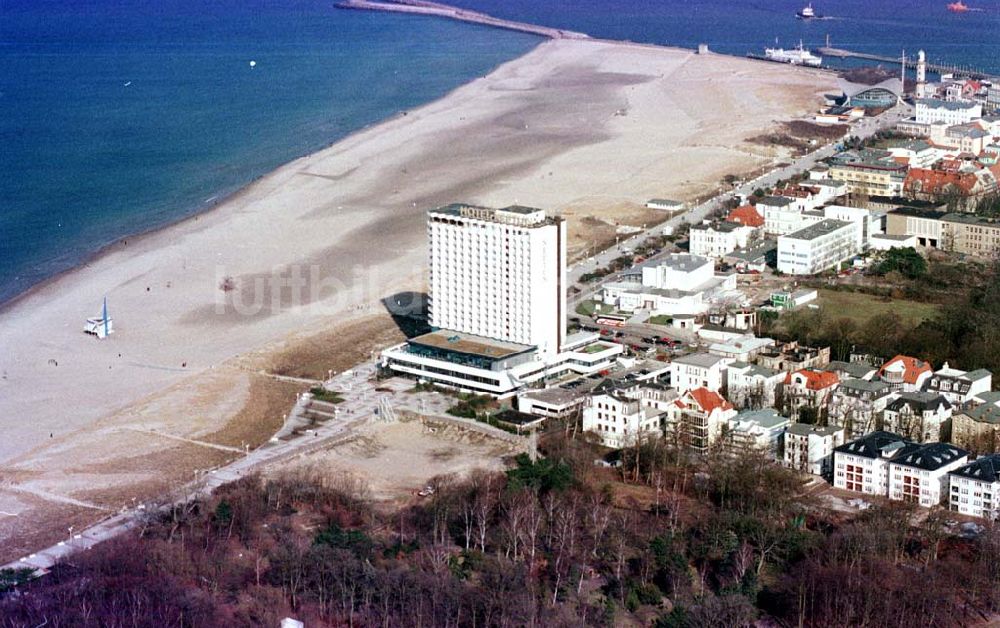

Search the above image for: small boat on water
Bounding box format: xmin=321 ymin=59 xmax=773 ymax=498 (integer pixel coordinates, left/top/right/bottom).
xmin=796 ymin=3 xmax=822 ymax=19
xmin=763 ymin=41 xmax=823 ymax=67
xmin=947 ymin=1 xmax=970 ymax=12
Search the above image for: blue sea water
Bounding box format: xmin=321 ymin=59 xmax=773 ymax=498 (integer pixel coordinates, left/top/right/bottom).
xmin=449 ymin=0 xmax=1000 ymax=74
xmin=3 ymin=0 xmax=998 ymax=305
xmin=0 ymin=0 xmax=540 ymax=304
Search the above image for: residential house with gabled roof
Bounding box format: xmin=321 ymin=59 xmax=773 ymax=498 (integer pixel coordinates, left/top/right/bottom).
xmin=881 ymin=392 xmax=953 ymax=443
xmin=783 ymin=369 xmax=840 ymax=421
xmin=726 ymin=204 xmax=765 ymax=228
xmin=877 ymin=355 xmax=933 ymax=392
xmin=833 ymin=431 xmax=914 ymax=496
xmin=667 ymin=387 xmax=737 ymax=453
xmin=581 ymin=380 xmax=666 ymax=449
xmin=888 ymin=442 xmax=969 ymax=507
xmin=826 ymin=378 xmax=893 ymax=439
xmin=925 ymin=363 xmax=992 ymax=405
xmin=948 ymin=453 xmax=1000 ymax=519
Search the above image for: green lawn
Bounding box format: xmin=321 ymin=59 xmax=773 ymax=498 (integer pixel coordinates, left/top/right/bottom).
xmin=575 ymin=301 xmax=598 ymax=317
xmin=647 ymin=315 xmax=673 ymax=326
xmin=813 ymin=289 xmax=941 ymax=327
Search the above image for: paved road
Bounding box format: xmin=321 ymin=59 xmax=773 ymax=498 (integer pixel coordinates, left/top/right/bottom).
xmin=568 ymin=103 xmax=912 ymax=307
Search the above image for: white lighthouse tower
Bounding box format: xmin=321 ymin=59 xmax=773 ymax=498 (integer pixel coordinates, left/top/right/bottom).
xmin=916 ymin=50 xmax=928 ymax=99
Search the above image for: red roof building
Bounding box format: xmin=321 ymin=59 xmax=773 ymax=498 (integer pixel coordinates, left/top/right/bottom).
xmin=878 ymin=355 xmax=933 ymax=391
xmin=726 ymin=205 xmax=765 ymax=228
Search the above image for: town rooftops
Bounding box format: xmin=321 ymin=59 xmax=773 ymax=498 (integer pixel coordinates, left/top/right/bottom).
xmin=951 ymin=454 xmax=1000 ymax=483
xmin=759 ymin=195 xmax=794 ymax=207
xmin=733 ymin=408 xmax=788 ymax=429
xmin=961 ymin=403 xmax=1000 ymax=425
xmin=829 ymin=148 xmax=907 ymax=171
xmin=672 ymin=352 xmax=727 ymax=369
xmin=941 ymin=213 xmax=1000 ymax=226
xmin=835 ymin=430 xmax=911 ymax=459
xmin=917 ymin=98 xmax=981 ymax=111
xmin=784 ymin=219 xmax=852 ymax=242
xmin=891 ymin=442 xmax=968 ymax=471
xmin=886 ymin=391 xmax=952 ymax=413
xmin=729 ymin=361 xmax=781 ymax=378
xmin=727 ymin=205 xmax=765 ymax=227
xmin=785 ymin=368 xmax=840 ymax=390
xmin=692 ymin=220 xmax=743 ymax=233
xmin=683 ymin=387 xmax=733 ymax=413
xmin=519 ymin=387 xmax=584 ymax=407
xmin=409 ymin=329 xmax=534 ymax=360
xmin=824 ymin=361 xmax=877 ymax=380
xmin=659 ymin=253 xmax=713 ymax=272
xmin=837 ymin=377 xmax=891 ymax=395
xmin=786 ymin=423 xmax=842 ymax=438
xmin=889 ymin=206 xmax=948 ymax=220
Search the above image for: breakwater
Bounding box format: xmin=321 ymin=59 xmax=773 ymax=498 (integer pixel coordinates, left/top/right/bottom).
xmin=336 ymin=0 xmax=589 ymax=40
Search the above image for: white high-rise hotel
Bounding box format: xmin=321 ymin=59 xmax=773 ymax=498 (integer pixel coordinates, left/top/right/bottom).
xmin=381 ymin=204 xmax=622 ymax=397
xmin=428 ymin=204 xmax=566 ymax=357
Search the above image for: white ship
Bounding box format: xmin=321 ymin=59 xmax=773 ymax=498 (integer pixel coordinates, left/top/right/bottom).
xmin=764 ymin=41 xmax=822 ymax=67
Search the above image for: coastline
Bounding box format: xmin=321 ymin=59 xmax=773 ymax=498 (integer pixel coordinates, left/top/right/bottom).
xmin=0 ymin=37 xmax=838 ymax=561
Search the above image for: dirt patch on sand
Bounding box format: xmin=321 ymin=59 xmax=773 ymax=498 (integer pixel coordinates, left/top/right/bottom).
xmin=267 ymin=419 xmax=521 ymax=505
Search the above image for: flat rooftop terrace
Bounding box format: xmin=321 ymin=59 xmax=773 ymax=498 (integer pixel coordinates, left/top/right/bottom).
xmin=408 ymin=329 xmax=535 ymax=360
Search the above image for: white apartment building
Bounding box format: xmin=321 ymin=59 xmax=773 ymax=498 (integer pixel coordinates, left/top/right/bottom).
xmin=888 ymin=443 xmax=968 ymax=507
xmin=777 ymin=219 xmax=863 ymax=275
xmin=727 ymin=361 xmax=785 ymax=409
xmin=949 ymin=454 xmax=1000 ymax=519
xmin=914 ymin=98 xmax=983 ymax=126
xmin=834 ymin=431 xmax=912 ymax=496
xmin=669 ymin=352 xmax=731 ymax=393
xmin=689 ymin=221 xmax=756 ymax=259
xmin=784 ymin=424 xmax=845 ymax=476
xmin=427 ymin=204 xmax=565 ymax=357
xmin=881 ymin=392 xmax=952 ymax=443
xmin=582 ymin=390 xmax=663 ymax=449
xmin=761 ymin=196 xmax=808 ymax=236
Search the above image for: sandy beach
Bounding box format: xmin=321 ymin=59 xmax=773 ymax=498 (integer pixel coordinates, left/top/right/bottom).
xmin=0 ymin=38 xmax=837 ymax=559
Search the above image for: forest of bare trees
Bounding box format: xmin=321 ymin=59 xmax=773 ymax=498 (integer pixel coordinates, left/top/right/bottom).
xmin=3 ymin=433 xmax=1000 ymax=627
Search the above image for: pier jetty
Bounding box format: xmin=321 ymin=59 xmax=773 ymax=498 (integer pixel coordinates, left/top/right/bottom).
xmin=336 ymin=0 xmax=589 ymax=40
xmin=816 ymin=46 xmax=996 ymax=81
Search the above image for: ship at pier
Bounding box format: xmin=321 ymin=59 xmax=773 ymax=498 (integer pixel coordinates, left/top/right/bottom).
xmin=762 ymin=41 xmax=823 ymax=67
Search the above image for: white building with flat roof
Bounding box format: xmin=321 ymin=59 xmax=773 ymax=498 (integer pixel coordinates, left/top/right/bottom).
xmin=777 ymin=219 xmax=863 ymax=275
xmin=601 ymin=254 xmax=738 ymax=316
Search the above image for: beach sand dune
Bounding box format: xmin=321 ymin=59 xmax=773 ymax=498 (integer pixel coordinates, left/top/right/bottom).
xmin=0 ymin=39 xmax=836 ymax=559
